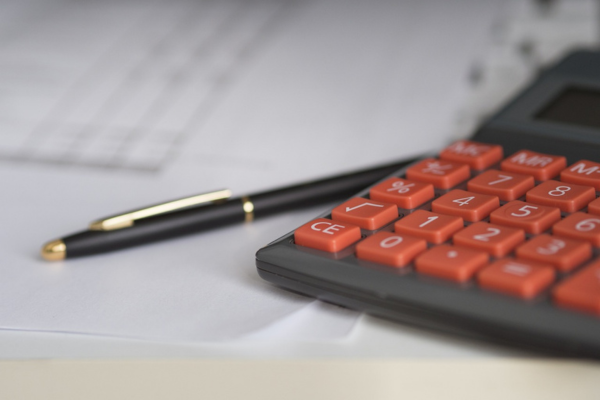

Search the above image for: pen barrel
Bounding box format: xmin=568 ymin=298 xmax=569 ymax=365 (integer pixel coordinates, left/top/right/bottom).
xmin=63 ymin=200 xmax=246 ymax=257
xmin=61 ymin=158 xmax=414 ymax=258
xmin=250 ymin=162 xmax=407 ymax=217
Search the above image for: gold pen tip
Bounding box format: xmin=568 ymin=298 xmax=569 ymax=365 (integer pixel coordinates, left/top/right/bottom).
xmin=41 ymin=239 xmax=66 ymax=261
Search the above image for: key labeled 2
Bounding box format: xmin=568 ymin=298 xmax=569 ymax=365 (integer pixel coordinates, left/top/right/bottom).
xmin=453 ymin=221 xmax=524 ymax=257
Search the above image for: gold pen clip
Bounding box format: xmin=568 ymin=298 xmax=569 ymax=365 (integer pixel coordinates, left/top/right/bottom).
xmin=89 ymin=189 xmax=232 ymax=231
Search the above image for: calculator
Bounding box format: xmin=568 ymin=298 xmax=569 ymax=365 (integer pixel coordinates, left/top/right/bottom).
xmin=255 ymin=50 xmax=600 ymax=357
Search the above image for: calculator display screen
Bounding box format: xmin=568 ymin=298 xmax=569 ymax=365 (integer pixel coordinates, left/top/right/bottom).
xmin=536 ymin=87 xmax=600 ymax=130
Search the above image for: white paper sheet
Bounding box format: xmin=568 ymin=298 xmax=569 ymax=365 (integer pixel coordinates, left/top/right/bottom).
xmin=0 ymin=0 xmax=498 ymax=342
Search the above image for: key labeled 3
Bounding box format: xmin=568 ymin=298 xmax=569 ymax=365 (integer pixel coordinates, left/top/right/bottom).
xmin=515 ymin=234 xmax=591 ymax=273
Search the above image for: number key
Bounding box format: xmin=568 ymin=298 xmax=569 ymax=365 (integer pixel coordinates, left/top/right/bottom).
xmin=467 ymin=170 xmax=534 ymax=201
xmin=453 ymin=222 xmax=525 ymax=257
xmin=526 ymin=180 xmax=595 ymax=213
xmin=355 ymin=231 xmax=427 ymax=268
xmin=489 ymin=200 xmax=560 ymax=234
xmin=394 ymin=210 xmax=463 ymax=244
xmin=515 ymin=234 xmax=591 ymax=273
xmin=431 ymin=189 xmax=499 ymax=222
xmin=553 ymin=213 xmax=600 ymax=247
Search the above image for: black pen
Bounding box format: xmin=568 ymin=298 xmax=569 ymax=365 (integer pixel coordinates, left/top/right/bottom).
xmin=41 ymin=157 xmax=419 ymax=260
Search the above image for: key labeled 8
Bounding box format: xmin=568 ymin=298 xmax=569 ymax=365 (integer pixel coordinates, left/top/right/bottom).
xmin=526 ymin=180 xmax=595 ymax=213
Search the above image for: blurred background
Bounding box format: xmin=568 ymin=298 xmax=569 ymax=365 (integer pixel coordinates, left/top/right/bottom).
xmin=0 ymin=0 xmax=597 ymax=177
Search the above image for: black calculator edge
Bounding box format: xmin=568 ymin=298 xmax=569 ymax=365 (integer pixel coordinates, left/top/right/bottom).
xmin=256 ymin=244 xmax=600 ymax=359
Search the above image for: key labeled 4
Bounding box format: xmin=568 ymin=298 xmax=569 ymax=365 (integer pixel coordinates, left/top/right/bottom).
xmin=431 ymin=189 xmax=499 ymax=222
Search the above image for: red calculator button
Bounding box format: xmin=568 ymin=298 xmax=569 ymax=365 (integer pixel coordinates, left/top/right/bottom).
xmin=405 ymin=158 xmax=470 ymax=189
xmin=355 ymin=231 xmax=427 ymax=268
xmin=552 ymin=213 xmax=600 ymax=247
xmin=431 ymin=189 xmax=499 ymax=222
xmin=489 ymin=200 xmax=560 ymax=234
xmin=500 ymin=150 xmax=566 ymax=181
xmin=294 ymin=218 xmax=361 ymax=252
xmin=331 ymin=198 xmax=397 ymax=230
xmin=478 ymin=258 xmax=555 ymax=299
xmin=587 ymin=197 xmax=600 ymax=216
xmin=414 ymin=245 xmax=489 ymax=282
xmin=439 ymin=140 xmax=503 ymax=170
xmin=453 ymin=222 xmax=524 ymax=257
xmin=369 ymin=178 xmax=434 ymax=209
xmin=525 ymin=180 xmax=595 ymax=213
xmin=515 ymin=234 xmax=591 ymax=273
xmin=560 ymin=160 xmax=600 ymax=190
xmin=394 ymin=210 xmax=463 ymax=244
xmin=553 ymin=260 xmax=600 ymax=315
xmin=467 ymin=170 xmax=534 ymax=202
